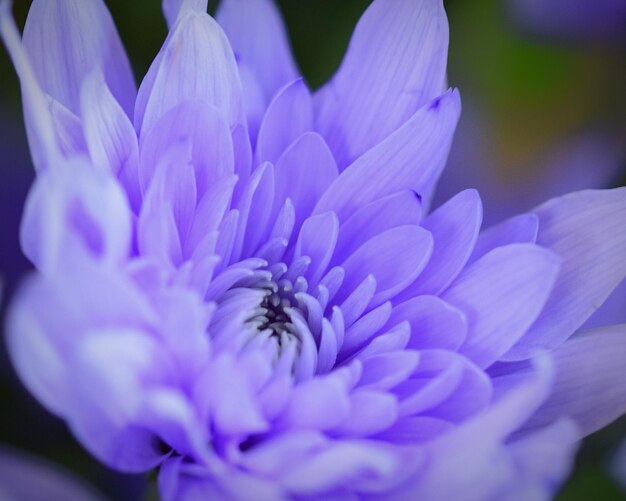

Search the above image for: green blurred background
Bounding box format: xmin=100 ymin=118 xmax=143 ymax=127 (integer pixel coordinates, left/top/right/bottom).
xmin=1 ymin=1 xmax=625 ymax=499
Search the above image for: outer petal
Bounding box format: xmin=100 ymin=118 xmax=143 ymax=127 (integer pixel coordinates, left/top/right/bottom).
xmin=402 ymin=189 xmax=482 ymax=297
xmin=522 ymin=324 xmax=626 ymax=438
xmin=390 ymin=357 xmax=554 ymax=501
xmin=469 ymin=213 xmax=538 ymax=265
xmin=339 ymin=226 xmax=433 ymax=307
xmin=314 ymin=90 xmax=460 ymax=221
xmin=159 ymin=456 xmax=285 ymax=501
xmin=216 ymin=0 xmax=299 ymax=100
xmin=20 ymin=159 xmax=132 ymax=273
xmin=505 ymin=187 xmax=626 ymax=359
xmin=334 ymin=190 xmax=422 ymax=263
xmin=137 ymin=7 xmax=244 ymax=134
xmin=488 ymin=419 xmax=579 ymax=501
xmin=6 ymin=264 xmax=157 ymax=418
xmin=0 ymin=3 xmax=63 ymax=169
xmin=67 ymin=329 xmax=171 ymax=472
xmin=255 ymin=79 xmax=314 ymax=165
xmin=139 ymin=100 xmax=234 ymax=198
xmin=23 ymin=0 xmax=136 ymax=117
xmin=315 ymin=0 xmax=448 ymax=167
xmin=443 ymin=244 xmax=560 ymax=368
xmin=387 ymin=296 xmax=467 ymax=351
xmin=80 ymin=69 xmax=140 ymax=206
xmin=273 ymin=132 xmax=337 ymax=230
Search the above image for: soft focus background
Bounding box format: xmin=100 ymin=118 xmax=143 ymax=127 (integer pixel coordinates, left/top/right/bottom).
xmin=0 ymin=0 xmax=625 ymax=499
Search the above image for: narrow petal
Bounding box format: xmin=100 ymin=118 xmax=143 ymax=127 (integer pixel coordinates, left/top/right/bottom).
xmin=0 ymin=3 xmax=60 ymax=169
xmin=522 ymin=325 xmax=626 ymax=437
xmin=294 ymin=212 xmax=339 ymax=287
xmin=315 ymin=0 xmax=448 ymax=167
xmin=314 ymin=90 xmax=460 ymax=221
xmin=217 ymin=0 xmax=299 ymax=100
xmin=443 ymin=244 xmax=561 ymax=368
xmin=237 ymin=163 xmax=275 ymax=260
xmin=80 ymin=69 xmax=140 ymax=206
xmin=340 ymin=302 xmax=393 ymax=357
xmin=23 ymin=0 xmax=136 ymax=116
xmin=505 ymin=188 xmax=626 ymax=359
xmin=138 ymin=142 xmax=197 ymax=266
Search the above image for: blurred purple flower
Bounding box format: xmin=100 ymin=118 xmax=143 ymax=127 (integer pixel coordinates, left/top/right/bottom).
xmin=2 ymin=0 xmax=626 ymax=499
xmin=506 ymin=0 xmax=626 ymax=42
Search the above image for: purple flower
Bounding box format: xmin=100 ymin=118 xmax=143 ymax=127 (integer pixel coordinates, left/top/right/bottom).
xmin=2 ymin=0 xmax=626 ymax=499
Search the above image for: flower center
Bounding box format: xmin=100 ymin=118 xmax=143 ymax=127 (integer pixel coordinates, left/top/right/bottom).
xmin=242 ymin=262 xmax=309 ymax=343
xmin=255 ymin=279 xmax=295 ymax=337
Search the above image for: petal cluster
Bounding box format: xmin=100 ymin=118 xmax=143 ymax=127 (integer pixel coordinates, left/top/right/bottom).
xmin=2 ymin=0 xmax=626 ymax=499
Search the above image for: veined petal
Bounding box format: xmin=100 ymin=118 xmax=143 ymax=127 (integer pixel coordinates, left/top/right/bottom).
xmin=522 ymin=324 xmax=626 ymax=438
xmin=255 ymin=79 xmax=314 ymax=165
xmin=138 ymin=7 xmax=244 ymax=135
xmin=469 ymin=213 xmax=539 ymax=266
xmin=394 ymin=356 xmax=553 ymax=501
xmin=80 ymin=69 xmax=140 ymax=206
xmin=338 ymin=225 xmax=433 ymax=307
xmin=139 ymin=100 xmax=234 ymax=198
xmin=162 ymin=0 xmax=207 ymax=28
xmin=315 ymin=0 xmax=448 ymax=167
xmin=334 ymin=190 xmax=422 ymax=263
xmin=23 ymin=0 xmax=136 ymax=117
xmin=217 ymin=0 xmax=299 ymax=101
xmin=443 ymin=244 xmax=561 ymax=368
xmin=314 ymin=90 xmax=461 ymax=221
xmin=505 ymin=187 xmax=626 ymax=359
xmin=294 ymin=212 xmax=339 ymax=287
xmin=387 ymin=295 xmax=467 ymax=351
xmin=0 ymin=3 xmax=61 ymax=169
xmin=403 ymin=189 xmax=482 ymax=297
xmin=273 ymin=132 xmax=338 ymax=231
xmin=138 ymin=142 xmax=197 ymax=267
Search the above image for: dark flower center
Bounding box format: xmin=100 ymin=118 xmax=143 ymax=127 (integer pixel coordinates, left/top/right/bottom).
xmin=255 ymin=279 xmax=295 ymax=337
xmin=241 ymin=263 xmax=308 ymax=344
